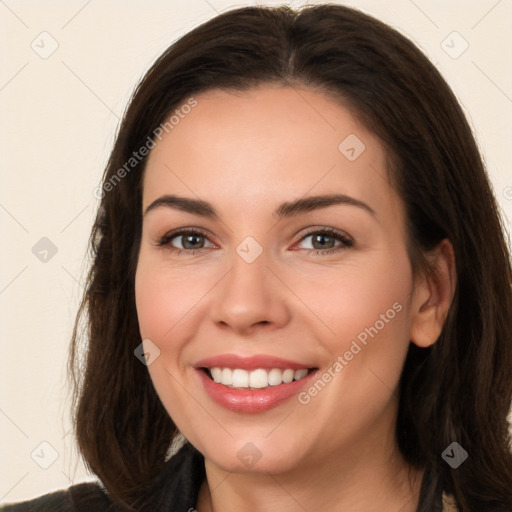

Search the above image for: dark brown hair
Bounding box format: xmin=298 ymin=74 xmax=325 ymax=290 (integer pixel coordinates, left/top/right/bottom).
xmin=69 ymin=4 xmax=512 ymax=511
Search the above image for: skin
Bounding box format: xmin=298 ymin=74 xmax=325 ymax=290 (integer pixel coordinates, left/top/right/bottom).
xmin=135 ymin=85 xmax=456 ymax=512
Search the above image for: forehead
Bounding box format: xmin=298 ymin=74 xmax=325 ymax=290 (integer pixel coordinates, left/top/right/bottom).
xmin=142 ymin=85 xmax=401 ymax=221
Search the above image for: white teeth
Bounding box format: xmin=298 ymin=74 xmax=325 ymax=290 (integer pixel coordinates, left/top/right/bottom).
xmin=294 ymin=368 xmax=308 ymax=380
xmin=211 ymin=367 xmax=222 ymax=383
xmin=221 ymin=368 xmax=232 ymax=385
xmin=268 ymin=368 xmax=283 ymax=386
xmin=248 ymin=368 xmax=268 ymax=389
xmin=207 ymin=367 xmax=311 ymax=388
xmin=232 ymin=369 xmax=249 ymax=388
xmin=282 ymin=369 xmax=294 ymax=383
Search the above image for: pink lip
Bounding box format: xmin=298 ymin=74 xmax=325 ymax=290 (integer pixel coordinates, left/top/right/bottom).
xmin=195 ymin=354 xmax=314 ymax=371
xmin=194 ymin=354 xmax=318 ymax=413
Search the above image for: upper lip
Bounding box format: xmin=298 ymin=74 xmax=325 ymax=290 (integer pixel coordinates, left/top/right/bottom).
xmin=194 ymin=354 xmax=316 ymax=371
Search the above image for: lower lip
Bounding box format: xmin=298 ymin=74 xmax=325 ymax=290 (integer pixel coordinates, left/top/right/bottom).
xmin=196 ymin=369 xmax=318 ymax=413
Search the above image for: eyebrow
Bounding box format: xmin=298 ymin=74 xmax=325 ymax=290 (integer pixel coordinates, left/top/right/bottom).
xmin=143 ymin=193 xmax=376 ymax=219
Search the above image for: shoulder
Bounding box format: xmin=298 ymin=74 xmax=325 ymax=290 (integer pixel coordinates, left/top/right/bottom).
xmin=0 ymin=481 xmax=114 ymax=512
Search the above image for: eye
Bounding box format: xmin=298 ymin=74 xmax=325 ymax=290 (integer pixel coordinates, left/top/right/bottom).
xmin=156 ymin=228 xmax=214 ymax=255
xmin=155 ymin=226 xmax=353 ymax=256
xmin=296 ymin=227 xmax=353 ymax=255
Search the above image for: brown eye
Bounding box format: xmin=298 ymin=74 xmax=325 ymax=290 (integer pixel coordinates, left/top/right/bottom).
xmin=174 ymin=233 xmax=205 ymax=250
xmin=297 ymin=228 xmax=353 ymax=255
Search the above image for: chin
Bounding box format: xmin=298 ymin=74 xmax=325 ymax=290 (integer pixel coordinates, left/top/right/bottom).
xmin=196 ymin=435 xmax=306 ymax=474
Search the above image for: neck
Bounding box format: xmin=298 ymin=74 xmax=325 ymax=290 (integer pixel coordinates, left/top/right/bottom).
xmin=196 ymin=431 xmax=424 ymax=512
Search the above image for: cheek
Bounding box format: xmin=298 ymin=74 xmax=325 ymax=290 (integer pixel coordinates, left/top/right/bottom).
xmin=314 ymin=254 xmax=411 ymax=340
xmin=295 ymin=263 xmax=413 ymax=439
xmin=134 ymin=257 xmax=189 ymax=402
xmin=135 ymin=270 xmax=177 ymax=341
xmin=134 ymin=257 xmax=202 ymax=422
xmin=309 ymin=252 xmax=413 ymax=393
xmin=135 ymin=254 xmax=208 ymax=341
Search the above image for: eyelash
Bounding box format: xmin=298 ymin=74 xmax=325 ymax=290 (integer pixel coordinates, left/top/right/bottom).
xmin=156 ymin=227 xmax=354 ymax=256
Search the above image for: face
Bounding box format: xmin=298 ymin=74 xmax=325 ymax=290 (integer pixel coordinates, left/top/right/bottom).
xmin=135 ymin=85 xmax=421 ymax=475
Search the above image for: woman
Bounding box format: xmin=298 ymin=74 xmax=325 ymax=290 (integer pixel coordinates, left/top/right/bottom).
xmin=2 ymin=4 xmax=511 ymax=512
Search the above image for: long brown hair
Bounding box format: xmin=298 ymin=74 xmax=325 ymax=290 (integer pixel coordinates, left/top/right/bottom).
xmin=69 ymin=4 xmax=512 ymax=511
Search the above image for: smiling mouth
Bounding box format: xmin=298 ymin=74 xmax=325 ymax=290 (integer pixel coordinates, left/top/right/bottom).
xmin=200 ymin=367 xmax=317 ymax=389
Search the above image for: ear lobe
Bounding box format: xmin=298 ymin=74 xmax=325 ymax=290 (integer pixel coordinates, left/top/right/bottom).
xmin=410 ymin=239 xmax=457 ymax=348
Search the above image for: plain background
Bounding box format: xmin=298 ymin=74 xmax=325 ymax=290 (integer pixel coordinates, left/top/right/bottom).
xmin=1 ymin=0 xmax=511 ymax=503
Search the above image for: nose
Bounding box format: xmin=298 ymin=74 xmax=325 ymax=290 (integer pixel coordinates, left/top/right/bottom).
xmin=208 ymin=248 xmax=291 ymax=335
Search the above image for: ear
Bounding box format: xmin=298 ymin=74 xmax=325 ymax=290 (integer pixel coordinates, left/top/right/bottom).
xmin=410 ymin=238 xmax=457 ymax=348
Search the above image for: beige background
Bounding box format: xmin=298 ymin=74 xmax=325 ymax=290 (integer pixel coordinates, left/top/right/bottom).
xmin=1 ymin=0 xmax=511 ymax=503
